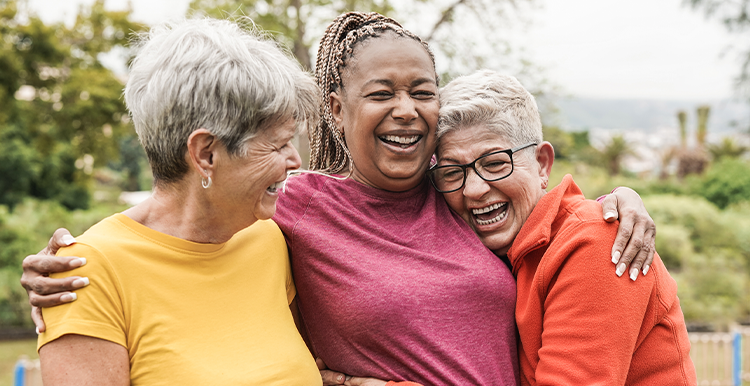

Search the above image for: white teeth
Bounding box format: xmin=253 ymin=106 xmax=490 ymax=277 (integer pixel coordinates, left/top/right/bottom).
xmin=473 ymin=202 xmax=508 ymax=226
xmin=472 ymin=202 xmax=506 ymax=215
xmin=381 ymin=135 xmax=420 ymax=145
xmin=267 ymin=180 xmax=286 ymax=192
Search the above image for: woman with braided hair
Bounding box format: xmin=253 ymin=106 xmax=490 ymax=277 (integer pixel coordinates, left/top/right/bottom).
xmin=276 ymin=12 xmax=656 ymax=386
xmin=22 ymin=12 xmax=657 ymax=386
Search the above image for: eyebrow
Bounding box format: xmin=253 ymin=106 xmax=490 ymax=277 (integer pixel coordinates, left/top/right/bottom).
xmin=362 ymin=77 xmax=436 ymax=88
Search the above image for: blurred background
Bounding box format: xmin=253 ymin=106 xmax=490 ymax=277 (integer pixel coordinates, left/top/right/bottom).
xmin=1 ymin=0 xmax=750 ymax=384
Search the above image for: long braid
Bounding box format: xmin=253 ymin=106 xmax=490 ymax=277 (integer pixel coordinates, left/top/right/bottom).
xmin=309 ymin=12 xmax=436 ymax=173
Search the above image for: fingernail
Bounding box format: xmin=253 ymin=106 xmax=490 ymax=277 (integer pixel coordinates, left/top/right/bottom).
xmin=72 ymin=277 xmax=89 ymax=288
xmin=616 ymin=263 xmax=626 ymax=277
xmin=337 ymin=375 xmax=343 ymax=382
xmin=69 ymin=258 xmax=87 ymax=268
xmin=604 ymin=211 xmax=617 ymax=221
xmin=630 ymin=268 xmax=638 ymax=281
xmin=61 ymin=235 xmax=76 ymax=246
xmin=611 ymin=251 xmax=620 ymax=264
xmin=60 ymin=293 xmax=77 ymax=302
xmin=642 ymin=265 xmax=650 ymax=276
xmin=35 ymin=326 xmax=40 ymax=335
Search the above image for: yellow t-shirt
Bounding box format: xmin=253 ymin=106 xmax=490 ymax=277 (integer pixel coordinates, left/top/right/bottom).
xmin=39 ymin=214 xmax=321 ymax=386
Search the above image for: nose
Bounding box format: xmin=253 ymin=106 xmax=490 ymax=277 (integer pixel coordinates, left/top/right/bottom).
xmin=392 ymin=92 xmax=418 ymax=122
xmin=462 ymin=168 xmax=490 ymax=200
xmin=286 ymin=142 xmax=302 ymax=171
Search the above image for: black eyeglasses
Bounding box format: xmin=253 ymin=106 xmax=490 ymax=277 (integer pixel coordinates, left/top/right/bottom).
xmin=428 ymin=142 xmax=538 ymax=193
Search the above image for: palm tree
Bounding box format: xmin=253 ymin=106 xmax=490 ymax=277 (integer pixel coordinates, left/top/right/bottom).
xmin=601 ymin=134 xmax=634 ymax=176
xmin=707 ymin=137 xmax=748 ymax=161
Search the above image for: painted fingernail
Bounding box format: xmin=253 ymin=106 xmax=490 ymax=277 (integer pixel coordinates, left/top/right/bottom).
xmin=337 ymin=375 xmax=343 ymax=382
xmin=61 ymin=235 xmax=76 ymax=246
xmin=630 ymin=268 xmax=638 ymax=281
xmin=642 ymin=265 xmax=650 ymax=276
xmin=604 ymin=211 xmax=617 ymax=221
xmin=611 ymin=251 xmax=620 ymax=264
xmin=60 ymin=293 xmax=77 ymax=302
xmin=69 ymin=258 xmax=87 ymax=268
xmin=72 ymin=277 xmax=89 ymax=288
xmin=35 ymin=326 xmax=40 ymax=335
xmin=616 ymin=263 xmax=626 ymax=277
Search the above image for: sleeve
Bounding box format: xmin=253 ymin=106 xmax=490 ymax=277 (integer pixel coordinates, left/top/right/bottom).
xmin=534 ymin=221 xmax=654 ymax=385
xmin=38 ymin=243 xmax=127 ymax=351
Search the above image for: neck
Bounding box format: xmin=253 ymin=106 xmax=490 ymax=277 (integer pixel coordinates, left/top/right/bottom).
xmin=122 ymin=179 xmax=256 ymax=244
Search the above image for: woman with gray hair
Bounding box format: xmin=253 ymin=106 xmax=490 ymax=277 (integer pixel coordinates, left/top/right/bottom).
xmin=36 ymin=18 xmax=322 ymax=385
xmin=431 ymin=70 xmax=695 ymax=385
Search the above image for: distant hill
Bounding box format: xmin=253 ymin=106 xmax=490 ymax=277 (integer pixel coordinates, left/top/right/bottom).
xmin=544 ymin=97 xmax=749 ymax=135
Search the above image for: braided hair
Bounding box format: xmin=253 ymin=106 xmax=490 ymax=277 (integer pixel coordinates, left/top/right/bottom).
xmin=309 ymin=12 xmax=437 ymax=173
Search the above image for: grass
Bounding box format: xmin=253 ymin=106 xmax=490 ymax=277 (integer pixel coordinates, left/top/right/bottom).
xmin=0 ymin=339 xmax=37 ymax=386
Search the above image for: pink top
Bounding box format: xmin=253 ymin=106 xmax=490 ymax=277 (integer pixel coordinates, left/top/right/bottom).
xmin=274 ymin=173 xmax=519 ymax=386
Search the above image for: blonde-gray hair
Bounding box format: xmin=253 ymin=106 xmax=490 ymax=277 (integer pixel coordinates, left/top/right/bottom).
xmin=437 ymin=70 xmax=542 ymax=150
xmin=125 ymin=18 xmax=318 ymax=185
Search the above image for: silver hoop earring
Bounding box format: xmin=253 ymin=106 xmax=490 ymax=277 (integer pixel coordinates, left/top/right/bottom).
xmin=202 ymin=176 xmax=212 ymax=189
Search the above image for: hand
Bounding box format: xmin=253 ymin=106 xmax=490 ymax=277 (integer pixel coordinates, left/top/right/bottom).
xmin=601 ymin=187 xmax=656 ymax=281
xmin=20 ymin=228 xmax=89 ymax=332
xmin=316 ymin=358 xmax=390 ymax=386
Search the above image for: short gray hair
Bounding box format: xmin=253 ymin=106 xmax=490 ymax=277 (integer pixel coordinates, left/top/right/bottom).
xmin=125 ymin=18 xmax=318 ymax=184
xmin=437 ymin=70 xmax=542 ymax=150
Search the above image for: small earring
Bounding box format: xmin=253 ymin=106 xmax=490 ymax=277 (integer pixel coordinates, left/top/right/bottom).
xmin=202 ymin=170 xmax=212 ymax=189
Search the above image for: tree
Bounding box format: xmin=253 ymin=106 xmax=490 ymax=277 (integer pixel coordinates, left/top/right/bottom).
xmin=0 ymin=0 xmax=147 ymax=209
xmin=687 ymin=0 xmax=750 ymax=121
xmin=707 ymin=136 xmax=749 ymax=161
xmin=600 ymin=134 xmax=634 ymax=176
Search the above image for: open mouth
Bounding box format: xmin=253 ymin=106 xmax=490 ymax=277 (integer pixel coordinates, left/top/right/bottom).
xmin=379 ymin=135 xmax=422 ymax=149
xmin=472 ymin=202 xmax=508 ymax=226
xmin=266 ymin=180 xmax=286 ymax=194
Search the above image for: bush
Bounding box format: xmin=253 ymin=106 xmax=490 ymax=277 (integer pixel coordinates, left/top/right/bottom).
xmin=696 ymin=159 xmax=750 ymax=209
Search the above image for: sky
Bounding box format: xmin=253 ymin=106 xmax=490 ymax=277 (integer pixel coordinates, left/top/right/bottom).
xmin=25 ymin=0 xmax=741 ymax=101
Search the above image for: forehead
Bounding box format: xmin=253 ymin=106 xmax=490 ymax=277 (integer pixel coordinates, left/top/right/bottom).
xmin=438 ymin=126 xmax=510 ymax=159
xmin=340 ymin=35 xmax=436 ymax=87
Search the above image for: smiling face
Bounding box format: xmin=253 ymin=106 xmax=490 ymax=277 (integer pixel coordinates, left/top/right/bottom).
xmin=438 ymin=126 xmax=552 ymax=255
xmin=330 ymin=35 xmax=439 ymax=192
xmin=216 ymin=119 xmax=301 ymax=223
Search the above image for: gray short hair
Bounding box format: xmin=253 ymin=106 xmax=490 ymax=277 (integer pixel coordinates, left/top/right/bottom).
xmin=437 ymin=70 xmax=542 ymax=150
xmin=124 ymin=18 xmax=319 ymax=184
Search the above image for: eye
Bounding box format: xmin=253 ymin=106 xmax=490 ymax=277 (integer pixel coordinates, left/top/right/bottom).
xmin=439 ymin=167 xmax=464 ymax=182
xmin=367 ymin=91 xmax=393 ymax=100
xmin=412 ymin=90 xmax=435 ymax=100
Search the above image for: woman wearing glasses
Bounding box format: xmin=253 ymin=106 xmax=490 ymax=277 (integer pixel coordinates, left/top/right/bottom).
xmin=430 ymin=70 xmax=696 ymax=385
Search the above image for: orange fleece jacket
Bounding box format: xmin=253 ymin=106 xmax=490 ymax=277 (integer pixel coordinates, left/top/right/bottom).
xmin=508 ymin=175 xmax=696 ymax=386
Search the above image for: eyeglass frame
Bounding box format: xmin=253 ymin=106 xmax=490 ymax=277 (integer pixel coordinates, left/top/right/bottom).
xmin=427 ymin=142 xmax=539 ymax=193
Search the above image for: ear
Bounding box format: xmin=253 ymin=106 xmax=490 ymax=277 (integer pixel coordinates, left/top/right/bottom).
xmin=329 ymin=91 xmax=345 ymax=135
xmin=186 ymin=128 xmax=217 ymax=179
xmin=535 ymin=141 xmax=555 ymax=189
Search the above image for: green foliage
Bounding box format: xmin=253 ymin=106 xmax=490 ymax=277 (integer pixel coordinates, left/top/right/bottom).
xmin=0 ymin=0 xmax=146 ymax=210
xmin=695 ymin=158 xmax=750 ymax=209
xmin=0 ymin=198 xmax=127 ymax=327
xmin=643 ymin=194 xmax=750 ymax=327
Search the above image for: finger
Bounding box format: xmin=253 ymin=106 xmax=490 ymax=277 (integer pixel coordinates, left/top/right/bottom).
xmin=615 ymin=223 xmax=644 ymax=279
xmin=319 ymin=370 xmax=347 ymax=385
xmin=22 ymin=271 xmax=89 ymax=296
xmin=29 ymin=291 xmax=79 ymax=308
xmin=610 ymin=209 xmax=635 ymax=266
xmin=43 ymin=228 xmax=76 ymax=255
xmin=600 ymin=194 xmax=619 ymax=223
xmin=22 ymin=254 xmax=87 ymax=278
xmin=31 ymin=306 xmax=46 ymax=332
xmin=642 ymin=228 xmax=656 ymax=276
xmin=315 ymin=357 xmax=327 ymax=370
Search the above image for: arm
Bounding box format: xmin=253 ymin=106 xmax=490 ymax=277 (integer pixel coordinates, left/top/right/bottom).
xmin=20 ymin=228 xmax=90 ymax=332
xmin=317 ymin=358 xmax=423 ymax=386
xmin=534 ymin=223 xmax=653 ymax=385
xmin=40 ymin=334 xmax=129 ymax=386
xmin=600 ymin=187 xmax=656 ymax=280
